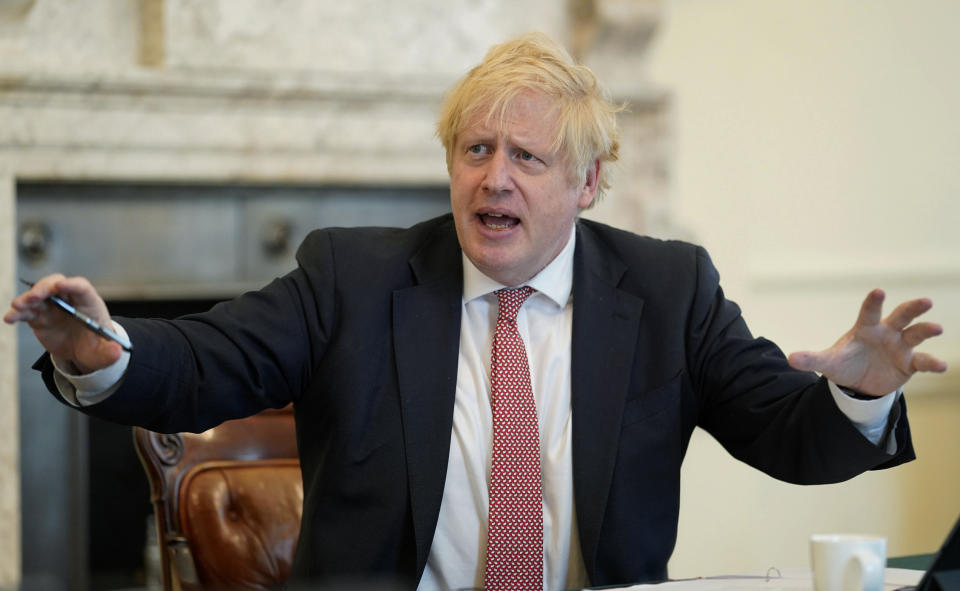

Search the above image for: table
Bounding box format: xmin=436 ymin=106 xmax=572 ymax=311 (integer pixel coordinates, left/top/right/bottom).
xmin=610 ymin=568 xmax=924 ymax=590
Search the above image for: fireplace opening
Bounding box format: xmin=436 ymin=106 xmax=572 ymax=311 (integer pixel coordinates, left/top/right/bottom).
xmin=16 ymin=181 xmax=450 ymax=591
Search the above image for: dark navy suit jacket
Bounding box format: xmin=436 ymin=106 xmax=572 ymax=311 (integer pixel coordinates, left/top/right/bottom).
xmin=39 ymin=214 xmax=914 ymax=587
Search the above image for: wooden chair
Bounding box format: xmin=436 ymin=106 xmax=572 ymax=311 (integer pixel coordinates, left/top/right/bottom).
xmin=133 ymin=406 xmax=302 ymax=590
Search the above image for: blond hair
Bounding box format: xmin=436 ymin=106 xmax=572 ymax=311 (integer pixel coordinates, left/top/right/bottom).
xmin=436 ymin=32 xmax=623 ymax=203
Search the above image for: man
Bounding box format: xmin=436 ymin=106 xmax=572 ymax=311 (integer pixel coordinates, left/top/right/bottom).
xmin=4 ymin=33 xmax=947 ymax=590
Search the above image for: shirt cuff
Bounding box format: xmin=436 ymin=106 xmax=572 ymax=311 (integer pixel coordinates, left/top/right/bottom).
xmin=51 ymin=321 xmax=131 ymax=407
xmin=827 ymin=380 xmax=900 ymax=453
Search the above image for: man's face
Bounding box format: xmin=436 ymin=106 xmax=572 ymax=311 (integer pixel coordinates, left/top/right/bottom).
xmin=449 ymin=91 xmax=599 ymax=286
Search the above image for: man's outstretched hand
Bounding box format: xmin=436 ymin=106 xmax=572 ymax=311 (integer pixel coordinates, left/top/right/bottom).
xmin=788 ymin=289 xmax=947 ymax=396
xmin=4 ymin=274 xmax=123 ymax=374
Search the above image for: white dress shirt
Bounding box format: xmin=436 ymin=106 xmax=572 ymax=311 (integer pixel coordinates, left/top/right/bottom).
xmin=419 ymin=226 xmax=588 ymax=591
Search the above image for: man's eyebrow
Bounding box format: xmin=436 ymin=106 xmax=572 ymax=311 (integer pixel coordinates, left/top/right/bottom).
xmin=510 ymin=135 xmax=554 ymax=154
xmin=458 ymin=133 xmax=495 ymax=147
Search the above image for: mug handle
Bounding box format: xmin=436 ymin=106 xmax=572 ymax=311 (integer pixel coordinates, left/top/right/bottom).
xmin=842 ymin=549 xmax=884 ymax=591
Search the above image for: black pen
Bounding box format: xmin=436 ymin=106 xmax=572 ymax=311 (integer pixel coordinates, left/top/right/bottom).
xmin=19 ymin=278 xmax=133 ymax=352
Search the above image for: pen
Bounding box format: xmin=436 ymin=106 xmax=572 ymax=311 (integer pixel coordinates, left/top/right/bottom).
xmin=19 ymin=278 xmax=133 ymax=352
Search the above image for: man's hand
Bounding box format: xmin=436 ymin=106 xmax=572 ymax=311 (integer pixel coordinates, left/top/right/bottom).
xmin=788 ymin=289 xmax=947 ymax=396
xmin=4 ymin=274 xmax=122 ymax=374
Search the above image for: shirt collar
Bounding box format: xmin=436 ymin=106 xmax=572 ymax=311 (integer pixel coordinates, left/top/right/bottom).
xmin=462 ymin=224 xmax=576 ymax=309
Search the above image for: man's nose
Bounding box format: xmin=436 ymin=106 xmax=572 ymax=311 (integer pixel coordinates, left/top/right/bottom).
xmin=480 ymin=151 xmax=515 ymax=194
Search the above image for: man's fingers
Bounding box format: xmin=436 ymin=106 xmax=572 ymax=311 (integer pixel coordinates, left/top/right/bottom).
xmin=5 ymin=277 xmax=60 ymax=324
xmin=912 ymin=352 xmax=948 ymax=373
xmin=55 ymin=276 xmax=97 ymax=300
xmin=51 ymin=275 xmax=112 ymax=324
xmin=901 ymin=322 xmax=943 ymax=347
xmin=6 ymin=300 xmax=44 ymax=322
xmin=9 ymin=273 xmax=65 ymax=308
xmin=885 ymin=297 xmax=934 ymax=332
xmin=6 ymin=274 xmax=107 ymax=335
xmin=855 ymin=289 xmax=885 ymax=327
xmin=3 ymin=308 xmax=34 ymax=323
xmin=27 ymin=273 xmax=67 ymax=300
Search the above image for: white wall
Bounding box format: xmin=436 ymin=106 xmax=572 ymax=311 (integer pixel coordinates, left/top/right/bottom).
xmin=647 ymin=0 xmax=960 ymax=577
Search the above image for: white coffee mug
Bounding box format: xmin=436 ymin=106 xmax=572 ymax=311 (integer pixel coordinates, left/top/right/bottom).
xmin=810 ymin=534 xmax=886 ymax=591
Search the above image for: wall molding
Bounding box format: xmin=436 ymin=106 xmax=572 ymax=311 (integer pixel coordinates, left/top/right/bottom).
xmin=748 ymin=261 xmax=960 ymax=291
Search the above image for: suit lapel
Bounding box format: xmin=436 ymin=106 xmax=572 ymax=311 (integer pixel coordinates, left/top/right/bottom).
xmin=392 ymin=223 xmax=463 ymax=578
xmin=570 ymin=221 xmax=645 ymax=578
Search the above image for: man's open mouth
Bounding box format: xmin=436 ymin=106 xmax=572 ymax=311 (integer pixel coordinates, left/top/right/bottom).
xmin=479 ymin=213 xmax=519 ymax=230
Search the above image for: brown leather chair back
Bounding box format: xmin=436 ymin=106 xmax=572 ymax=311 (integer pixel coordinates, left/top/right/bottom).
xmin=134 ymin=407 xmax=302 ymax=590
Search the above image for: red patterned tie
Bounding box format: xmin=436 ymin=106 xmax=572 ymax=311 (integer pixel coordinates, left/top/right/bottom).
xmin=484 ymin=286 xmax=543 ymax=591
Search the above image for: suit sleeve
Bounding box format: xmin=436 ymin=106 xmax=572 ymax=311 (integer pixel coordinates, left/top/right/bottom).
xmin=35 ymin=229 xmax=338 ymax=434
xmin=685 ymin=246 xmax=914 ymax=484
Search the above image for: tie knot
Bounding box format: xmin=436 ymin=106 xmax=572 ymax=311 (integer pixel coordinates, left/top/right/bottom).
xmin=495 ymin=287 xmax=535 ymax=323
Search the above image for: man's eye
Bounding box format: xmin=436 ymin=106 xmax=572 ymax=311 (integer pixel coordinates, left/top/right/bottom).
xmin=468 ymin=144 xmax=487 ymax=154
xmin=518 ymin=150 xmax=538 ymax=162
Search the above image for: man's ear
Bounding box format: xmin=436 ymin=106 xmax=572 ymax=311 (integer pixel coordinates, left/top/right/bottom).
xmin=577 ymin=159 xmax=601 ymax=209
